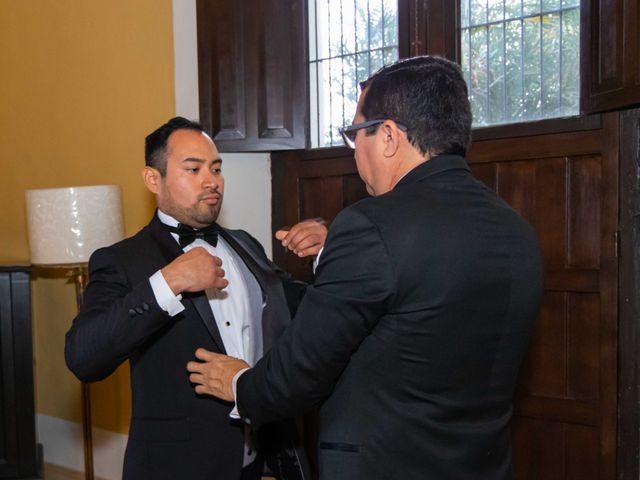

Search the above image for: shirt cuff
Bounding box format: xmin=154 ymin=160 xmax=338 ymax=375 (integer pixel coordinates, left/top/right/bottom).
xmin=149 ymin=270 xmax=185 ymax=316
xmin=229 ymin=367 xmax=251 ymax=419
xmin=313 ymin=246 xmax=324 ymax=273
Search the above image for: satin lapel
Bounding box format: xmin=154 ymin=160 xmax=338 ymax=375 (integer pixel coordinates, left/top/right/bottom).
xmin=185 ymin=292 xmax=227 ymax=354
xmin=217 ymin=229 xmax=269 ymax=300
xmin=148 ymin=215 xmax=226 ymax=354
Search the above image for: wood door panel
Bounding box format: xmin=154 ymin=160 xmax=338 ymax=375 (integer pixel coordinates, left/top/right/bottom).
xmin=568 ymin=156 xmax=602 ymax=268
xmin=513 ymin=418 xmax=600 ymax=480
xmin=533 ymin=158 xmax=568 ymax=266
xmin=518 ymin=292 xmax=600 ymax=403
xmin=468 ymin=114 xmax=618 ymax=480
xmin=518 ymin=292 xmax=567 ymax=399
xmin=272 ymin=113 xmax=619 ymax=479
xmin=197 ymin=0 xmax=306 ymax=151
xmin=567 ymin=293 xmax=601 ymax=400
xmin=300 ymin=176 xmax=346 ymax=221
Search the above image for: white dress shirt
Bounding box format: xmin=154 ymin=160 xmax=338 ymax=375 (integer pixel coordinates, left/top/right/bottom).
xmin=149 ymin=210 xmax=262 ymax=466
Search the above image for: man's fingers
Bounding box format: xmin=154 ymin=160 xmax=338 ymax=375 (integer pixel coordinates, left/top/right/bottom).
xmin=189 ymin=373 xmax=204 ymax=384
xmin=275 ymin=229 xmax=289 ymax=241
xmin=186 ymin=360 xmax=204 ymax=373
xmin=195 ymin=348 xmax=217 ymax=361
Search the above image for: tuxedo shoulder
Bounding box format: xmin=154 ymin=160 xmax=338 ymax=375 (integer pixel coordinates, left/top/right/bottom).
xmin=88 ymin=224 xmax=156 ymax=266
xmin=221 ymin=227 xmax=265 ymax=254
xmin=104 ymin=225 xmax=153 ymax=253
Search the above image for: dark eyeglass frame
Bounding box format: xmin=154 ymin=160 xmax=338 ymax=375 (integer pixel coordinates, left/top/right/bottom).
xmin=339 ymin=119 xmax=408 ymax=149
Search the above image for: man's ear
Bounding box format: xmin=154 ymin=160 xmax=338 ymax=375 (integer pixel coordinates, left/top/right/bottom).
xmin=142 ymin=166 xmax=162 ymax=194
xmin=381 ymin=121 xmax=401 ymax=158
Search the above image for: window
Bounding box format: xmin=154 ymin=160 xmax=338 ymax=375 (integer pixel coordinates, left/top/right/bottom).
xmin=460 ymin=0 xmax=580 ymax=128
xmin=308 ymin=0 xmax=399 ymax=148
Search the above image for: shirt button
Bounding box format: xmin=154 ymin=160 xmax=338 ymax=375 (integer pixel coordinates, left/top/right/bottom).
xmin=225 ymin=321 xmax=231 ymax=326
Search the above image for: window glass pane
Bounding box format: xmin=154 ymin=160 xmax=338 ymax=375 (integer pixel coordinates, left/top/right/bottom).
xmin=369 ymin=0 xmax=384 ymax=50
xmin=561 ymin=7 xmax=580 ymax=114
xmin=328 ymin=0 xmax=342 ymax=57
xmin=488 ymin=24 xmax=506 ymax=124
xmin=542 ymin=0 xmax=560 ymax=11
xmin=383 ymin=0 xmax=397 ymax=47
xmin=470 ymin=0 xmax=487 ymax=25
xmin=505 ymin=0 xmax=521 ymax=20
xmin=522 ymin=16 xmax=541 ymax=120
xmin=342 ymin=0 xmax=356 ymax=54
xmin=541 ymin=13 xmax=561 ymax=118
xmin=309 ymin=0 xmax=399 ymax=147
xmin=488 ymin=0 xmax=504 ymax=23
xmin=469 ymin=26 xmax=488 ymax=126
xmin=505 ymin=19 xmax=523 ymax=122
xmin=462 ymin=0 xmax=579 ymax=128
xmin=522 ymin=0 xmax=539 ymax=16
xmin=461 ymin=0 xmax=470 ymax=28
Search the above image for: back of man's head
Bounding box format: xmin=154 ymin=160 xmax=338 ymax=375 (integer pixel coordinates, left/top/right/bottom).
xmin=145 ymin=116 xmax=205 ymax=176
xmin=360 ymin=56 xmax=472 ymax=157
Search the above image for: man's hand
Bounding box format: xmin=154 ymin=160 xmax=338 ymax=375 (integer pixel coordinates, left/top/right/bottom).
xmin=275 ymin=218 xmax=328 ymax=258
xmin=187 ymin=348 xmax=249 ymax=401
xmin=161 ymin=247 xmax=228 ymax=294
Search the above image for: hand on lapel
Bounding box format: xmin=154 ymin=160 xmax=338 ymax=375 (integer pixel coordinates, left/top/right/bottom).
xmin=187 ymin=348 xmax=249 ymax=401
xmin=161 ymin=247 xmax=228 ymax=294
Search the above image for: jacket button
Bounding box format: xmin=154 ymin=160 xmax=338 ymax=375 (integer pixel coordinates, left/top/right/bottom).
xmin=128 ymin=309 xmax=136 ymax=317
xmin=135 ymin=306 xmax=144 ymax=314
xmin=142 ymin=302 xmax=150 ymax=311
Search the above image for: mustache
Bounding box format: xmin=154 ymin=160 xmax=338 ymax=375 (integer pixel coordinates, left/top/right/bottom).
xmin=198 ymin=189 xmax=221 ymax=201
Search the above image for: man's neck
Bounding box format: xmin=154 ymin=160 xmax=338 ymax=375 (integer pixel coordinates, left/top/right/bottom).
xmin=388 ymin=151 xmax=431 ymax=192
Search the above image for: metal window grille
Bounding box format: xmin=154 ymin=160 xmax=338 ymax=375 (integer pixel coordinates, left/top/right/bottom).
xmin=309 ymin=0 xmax=399 ymax=148
xmin=461 ymin=0 xmax=580 ymax=127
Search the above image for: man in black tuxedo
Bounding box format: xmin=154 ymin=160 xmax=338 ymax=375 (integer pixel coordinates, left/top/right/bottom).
xmin=65 ymin=117 xmax=326 ymax=479
xmin=189 ymin=56 xmax=544 ymax=479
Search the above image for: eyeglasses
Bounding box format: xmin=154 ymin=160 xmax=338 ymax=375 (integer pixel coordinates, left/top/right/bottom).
xmin=339 ymin=119 xmax=408 ymax=149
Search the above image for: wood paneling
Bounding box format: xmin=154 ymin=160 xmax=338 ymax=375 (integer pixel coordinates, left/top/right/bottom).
xmin=468 ymin=113 xmax=619 ymax=480
xmin=272 ymin=148 xmax=366 ymax=282
xmin=272 ymin=115 xmax=620 ymax=479
xmin=197 ymin=0 xmax=306 ymax=151
xmin=616 ymin=107 xmax=640 ymax=479
xmin=581 ymin=0 xmax=640 ymax=112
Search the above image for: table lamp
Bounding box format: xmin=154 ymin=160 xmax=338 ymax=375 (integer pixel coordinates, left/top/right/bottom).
xmin=25 ymin=185 xmax=124 ymax=480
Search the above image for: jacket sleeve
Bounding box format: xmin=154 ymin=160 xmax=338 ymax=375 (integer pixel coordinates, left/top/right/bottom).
xmin=64 ymin=247 xmax=175 ymax=382
xmin=237 ymin=206 xmax=395 ymax=425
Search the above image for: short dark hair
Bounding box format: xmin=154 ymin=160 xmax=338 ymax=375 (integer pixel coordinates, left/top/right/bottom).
xmin=359 ymin=56 xmax=472 ymax=157
xmin=145 ymin=116 xmax=205 ymax=176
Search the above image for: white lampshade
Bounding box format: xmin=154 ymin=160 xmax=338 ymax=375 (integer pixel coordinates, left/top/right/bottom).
xmin=25 ymin=185 xmax=124 ymax=266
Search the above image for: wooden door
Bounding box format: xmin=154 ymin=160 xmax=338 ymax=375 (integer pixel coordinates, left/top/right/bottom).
xmin=272 ymin=113 xmax=620 ymax=479
xmin=469 ymin=114 xmax=619 ymax=480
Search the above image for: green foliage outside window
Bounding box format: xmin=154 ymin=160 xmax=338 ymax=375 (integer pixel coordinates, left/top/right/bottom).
xmin=461 ymin=0 xmax=580 ymax=127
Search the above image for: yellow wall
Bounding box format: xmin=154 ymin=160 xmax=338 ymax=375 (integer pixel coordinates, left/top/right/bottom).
xmin=0 ymin=1 xmax=175 ymax=433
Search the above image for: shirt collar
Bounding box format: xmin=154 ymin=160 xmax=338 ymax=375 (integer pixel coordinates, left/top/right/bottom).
xmin=157 ymin=209 xmax=179 ymax=228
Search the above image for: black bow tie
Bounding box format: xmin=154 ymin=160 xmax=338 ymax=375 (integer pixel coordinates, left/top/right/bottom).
xmin=166 ymin=223 xmax=219 ymax=248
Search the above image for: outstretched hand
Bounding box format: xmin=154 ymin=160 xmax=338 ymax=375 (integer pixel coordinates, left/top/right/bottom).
xmin=187 ymin=348 xmax=249 ymax=401
xmin=275 ymin=218 xmax=328 ymax=258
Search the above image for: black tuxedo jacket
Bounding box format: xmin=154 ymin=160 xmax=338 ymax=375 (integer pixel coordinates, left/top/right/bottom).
xmin=237 ymin=155 xmax=544 ymax=480
xmin=65 ymin=215 xmax=307 ymax=480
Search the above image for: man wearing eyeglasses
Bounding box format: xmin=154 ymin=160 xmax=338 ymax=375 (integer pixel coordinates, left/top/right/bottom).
xmin=188 ymin=56 xmax=544 ymax=480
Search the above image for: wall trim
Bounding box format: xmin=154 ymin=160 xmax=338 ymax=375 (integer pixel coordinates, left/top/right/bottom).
xmin=37 ymin=414 xmax=127 ymax=480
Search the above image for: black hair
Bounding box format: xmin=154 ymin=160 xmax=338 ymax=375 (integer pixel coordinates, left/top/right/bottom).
xmin=144 ymin=116 xmax=205 ymax=176
xmin=359 ymin=56 xmax=472 ymax=157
